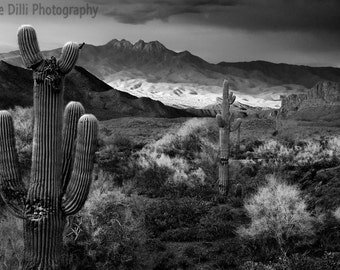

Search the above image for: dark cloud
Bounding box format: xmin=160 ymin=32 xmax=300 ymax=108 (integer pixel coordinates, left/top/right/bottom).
xmin=84 ymin=0 xmax=340 ymax=33
xmin=84 ymin=0 xmax=238 ymax=24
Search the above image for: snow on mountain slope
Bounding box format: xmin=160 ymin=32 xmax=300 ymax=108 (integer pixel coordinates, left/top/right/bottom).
xmin=107 ymin=78 xmax=307 ymax=109
xmin=2 ymin=39 xmax=340 ymax=110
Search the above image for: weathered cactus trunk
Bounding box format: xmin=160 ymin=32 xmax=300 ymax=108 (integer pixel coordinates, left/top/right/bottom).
xmin=216 ymin=80 xmax=241 ymax=196
xmin=236 ymin=123 xmax=241 ymax=158
xmin=0 ymin=25 xmax=98 ymax=270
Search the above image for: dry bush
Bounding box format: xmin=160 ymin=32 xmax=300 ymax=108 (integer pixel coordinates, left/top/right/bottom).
xmin=333 ymin=207 xmax=340 ymax=221
xmin=238 ymin=175 xmax=317 ymax=257
xmin=7 ymin=106 xmax=33 ymax=172
xmin=63 ymin=179 xmax=148 ymax=269
xmin=253 ymin=137 xmax=340 ymax=171
xmin=136 ymin=118 xmax=218 ymax=192
xmin=0 ymin=214 xmax=24 ymax=269
xmin=8 ymin=106 xmax=33 ymax=142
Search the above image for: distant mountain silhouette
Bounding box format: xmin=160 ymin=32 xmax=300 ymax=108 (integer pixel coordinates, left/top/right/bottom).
xmin=0 ymin=61 xmax=192 ymax=120
xmin=218 ymin=61 xmax=340 ymax=89
xmin=1 ymin=39 xmax=340 ymax=110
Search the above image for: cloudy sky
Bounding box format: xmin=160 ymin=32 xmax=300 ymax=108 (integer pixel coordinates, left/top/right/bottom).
xmin=0 ymin=0 xmax=339 ymax=67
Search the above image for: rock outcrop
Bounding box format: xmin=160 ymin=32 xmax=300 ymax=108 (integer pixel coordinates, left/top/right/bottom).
xmin=281 ymin=81 xmax=340 ymax=113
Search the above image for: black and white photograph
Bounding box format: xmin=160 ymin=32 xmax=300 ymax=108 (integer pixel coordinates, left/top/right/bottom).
xmin=0 ymin=0 xmax=340 ymax=269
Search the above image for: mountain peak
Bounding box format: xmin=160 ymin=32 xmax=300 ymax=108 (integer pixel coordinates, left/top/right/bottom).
xmin=105 ymin=38 xmax=169 ymax=55
xmin=133 ymin=40 xmax=146 ymax=50
xmin=106 ymin=39 xmax=133 ymax=49
xmin=144 ymin=41 xmax=167 ymax=53
xmin=132 ymin=40 xmax=168 ymax=54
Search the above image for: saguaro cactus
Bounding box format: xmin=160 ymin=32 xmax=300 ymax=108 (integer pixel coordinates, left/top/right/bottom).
xmin=216 ymin=80 xmax=241 ymax=196
xmin=0 ymin=25 xmax=98 ymax=269
xmin=235 ymin=121 xmax=242 ymax=158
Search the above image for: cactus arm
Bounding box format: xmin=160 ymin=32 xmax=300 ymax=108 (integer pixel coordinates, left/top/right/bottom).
xmin=17 ymin=24 xmax=96 ymax=269
xmin=61 ymin=102 xmax=85 ymax=193
xmin=17 ymin=25 xmax=43 ymax=69
xmin=229 ymin=112 xmax=235 ymax=124
xmin=79 ymin=42 xmax=85 ymax=50
xmin=222 ymin=80 xmax=229 ymax=117
xmin=216 ymin=114 xmax=225 ymax=128
xmin=230 ymin=118 xmax=242 ymax=132
xmin=0 ymin=111 xmax=26 ymax=218
xmin=57 ymin=42 xmax=80 ymax=74
xmin=62 ymin=114 xmax=98 ymax=216
xmin=229 ymin=92 xmax=236 ymax=105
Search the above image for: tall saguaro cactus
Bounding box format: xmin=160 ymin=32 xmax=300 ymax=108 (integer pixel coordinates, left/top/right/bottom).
xmin=0 ymin=25 xmax=98 ymax=269
xmin=216 ymin=80 xmax=241 ymax=196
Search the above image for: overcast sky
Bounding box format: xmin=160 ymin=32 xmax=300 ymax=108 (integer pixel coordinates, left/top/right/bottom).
xmin=0 ymin=0 xmax=339 ymax=67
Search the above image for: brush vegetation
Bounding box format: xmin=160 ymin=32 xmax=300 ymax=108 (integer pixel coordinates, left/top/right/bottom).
xmin=0 ymin=106 xmax=340 ymax=269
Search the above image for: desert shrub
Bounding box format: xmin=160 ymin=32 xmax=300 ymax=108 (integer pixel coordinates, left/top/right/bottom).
xmin=238 ymin=176 xmax=317 ymax=258
xmin=294 ymin=140 xmax=335 ymax=166
xmin=163 ymin=133 xmax=202 ymax=161
xmin=152 ymin=251 xmax=192 ymax=270
xmin=132 ymin=162 xmax=172 ymax=197
xmin=128 ymin=166 xmax=218 ymax=201
xmin=128 ymin=158 xmax=218 ymax=199
xmin=286 ymin=252 xmax=340 ymax=270
xmin=211 ymin=239 xmax=247 ymax=269
xmin=182 ymin=240 xmax=246 ymax=268
xmin=240 ymin=162 xmax=259 ymax=178
xmin=198 ymin=205 xmax=248 ymax=241
xmin=0 ymin=214 xmax=24 ymax=269
xmin=244 ymin=139 xmax=264 ymax=153
xmin=239 ymin=261 xmax=275 ymax=270
xmin=8 ymin=106 xmax=33 ymax=144
xmin=252 ymin=137 xmax=340 ymax=172
xmin=63 ymin=184 xmax=147 ymax=270
xmin=195 ymin=136 xmax=219 ymax=185
xmin=110 ymin=133 xmax=136 ymax=150
xmin=311 ymin=213 xmax=340 ymax=254
xmin=159 ymin=181 xmax=217 ymax=200
xmin=241 ymin=236 xmax=282 ymax=263
xmin=334 ymin=207 xmax=340 ymax=221
xmin=96 ymin=144 xmax=137 ymax=186
xmin=300 ymin=166 xmax=340 ymax=211
xmin=133 ymin=118 xmax=220 ymax=199
xmin=240 ymin=252 xmax=340 ymax=270
xmin=8 ymin=106 xmax=33 ymax=172
xmin=145 ymin=198 xmax=212 ymax=239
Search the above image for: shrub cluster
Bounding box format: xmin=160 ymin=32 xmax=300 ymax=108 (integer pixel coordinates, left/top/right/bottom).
xmin=63 ymin=185 xmax=147 ymax=269
xmin=252 ymin=137 xmax=340 ymax=171
xmin=8 ymin=106 xmax=33 ymax=172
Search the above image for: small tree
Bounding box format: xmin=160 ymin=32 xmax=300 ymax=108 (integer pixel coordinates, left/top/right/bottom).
xmin=238 ymin=175 xmax=316 ymax=258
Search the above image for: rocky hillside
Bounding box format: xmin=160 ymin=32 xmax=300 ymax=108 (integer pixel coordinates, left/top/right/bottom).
xmin=2 ymin=40 xmax=340 ymax=109
xmin=281 ymin=81 xmax=340 ymax=123
xmin=281 ymin=81 xmax=340 ymax=110
xmin=0 ymin=61 xmax=192 ymax=120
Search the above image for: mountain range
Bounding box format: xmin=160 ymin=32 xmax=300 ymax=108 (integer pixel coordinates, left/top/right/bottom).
xmin=1 ymin=39 xmax=340 ymax=116
xmin=0 ymin=60 xmax=192 ymax=120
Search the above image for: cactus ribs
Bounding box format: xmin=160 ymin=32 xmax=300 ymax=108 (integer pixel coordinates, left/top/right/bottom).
xmin=0 ymin=25 xmax=98 ymax=269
